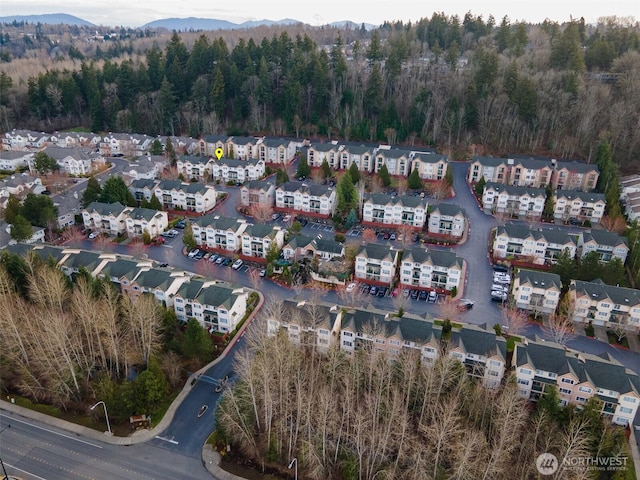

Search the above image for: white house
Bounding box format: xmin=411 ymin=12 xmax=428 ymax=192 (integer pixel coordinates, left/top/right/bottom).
xmin=123 ymin=207 xmax=169 ymax=239
xmin=82 ymin=201 xmax=128 ymax=235
xmin=570 ymin=279 xmax=640 ymax=329
xmin=511 ymin=269 xmax=562 ymax=314
xmin=41 ymin=146 xmax=104 ymax=175
xmin=493 ymin=223 xmax=578 ymax=265
xmin=362 ymin=193 xmax=428 ymax=228
xmin=0 ymin=151 xmax=32 ymax=171
xmin=210 ymin=158 xmax=265 ymax=184
xmin=428 ymin=203 xmax=466 ymax=237
xmin=176 ymin=155 xmax=213 ymax=180
xmin=275 ymin=181 xmax=336 ymax=218
xmin=482 ymin=183 xmax=546 ymax=219
xmin=241 ymin=224 xmax=285 ymax=259
xmin=554 ymin=191 xmax=606 ymax=224
xmin=258 ymin=138 xmax=297 ymax=164
xmin=191 ymin=215 xmax=248 ymax=252
xmin=578 ymin=230 xmax=629 ymax=263
xmin=410 ymin=153 xmax=449 ymax=180
xmin=154 ymin=180 xmax=217 ymax=213
xmin=399 ymin=246 xmax=464 ymax=292
xmin=354 ymin=244 xmax=399 ymax=286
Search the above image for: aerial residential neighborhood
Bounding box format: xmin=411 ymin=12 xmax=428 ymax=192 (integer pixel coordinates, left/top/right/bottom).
xmin=1 ymin=10 xmax=640 ymax=480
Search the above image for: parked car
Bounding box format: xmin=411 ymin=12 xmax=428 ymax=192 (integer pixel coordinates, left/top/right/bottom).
xmin=188 ymin=248 xmax=200 ymax=258
xmin=195 ymin=250 xmax=205 ymax=260
xmin=215 ymin=256 xmax=225 ymax=265
xmin=493 ymin=276 xmax=511 ymax=285
xmin=259 ymin=269 xmax=266 ymax=277
xmin=369 ymin=286 xmax=378 ymax=296
xmin=345 ymin=282 xmax=357 ymax=293
xmin=175 ymin=220 xmax=186 ymax=229
xmin=209 ymin=254 xmax=219 ymax=263
xmin=377 ymin=287 xmax=387 ymax=297
xmin=428 ymin=291 xmax=438 ymax=303
xmin=383 ymin=232 xmax=390 ymax=240
xmin=491 ymin=290 xmax=508 ymax=302
xmin=491 ymin=284 xmax=509 ymax=292
xmin=493 ymin=265 xmax=509 ymax=273
xmin=88 ymin=231 xmax=99 ymax=239
xmin=223 ymin=258 xmax=232 ymax=266
xmin=272 ymin=213 xmax=281 ymax=220
xmin=282 ymin=214 xmax=291 ymax=223
xmin=402 ymin=289 xmax=410 ymax=298
xmin=569 ymin=217 xmax=580 ymax=225
xmin=459 ymin=299 xmax=474 ymax=309
xmin=232 ymin=259 xmax=244 ymax=270
xmin=389 ymin=233 xmax=396 ymax=241
xmin=410 ymin=289 xmax=419 ymax=299
xmin=361 ymin=284 xmax=371 ymax=294
xmin=418 ymin=290 xmax=428 ymax=301
xmin=41 ymin=189 xmax=51 ymax=195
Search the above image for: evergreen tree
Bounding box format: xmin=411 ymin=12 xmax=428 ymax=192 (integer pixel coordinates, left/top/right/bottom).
xmin=345 ymin=209 xmax=358 ymax=229
xmin=378 ymin=164 xmax=391 ymax=187
xmin=552 ymin=248 xmax=577 ymax=292
xmin=295 ymin=156 xmax=311 ymax=179
xmin=82 ymin=177 xmax=102 ymax=208
xmin=473 ymin=176 xmax=486 ymax=197
xmin=10 ymin=215 xmax=33 ymax=242
xmin=275 ymin=168 xmax=289 ymax=185
xmin=321 ymin=159 xmax=331 ymax=179
xmin=158 ymin=77 xmax=177 ymax=135
xmin=181 ymin=317 xmax=213 ymax=361
xmin=149 ymin=139 xmax=164 ymax=155
xmin=348 ymin=162 xmax=360 ymax=185
xmin=99 ymin=176 xmax=136 ymax=206
xmin=182 ymin=222 xmax=196 ymax=250
xmin=210 ymin=66 xmax=226 ymax=117
xmin=4 ymin=194 xmax=21 ymax=224
xmin=22 ymin=193 xmax=57 ymax=227
xmin=543 ymin=183 xmax=555 ymax=220
xmin=366 ymin=31 xmax=384 ymax=63
xmin=148 ymin=194 xmax=162 ymax=211
xmin=33 ymin=151 xmax=59 ymax=175
xmin=408 ymin=169 xmax=422 ymax=190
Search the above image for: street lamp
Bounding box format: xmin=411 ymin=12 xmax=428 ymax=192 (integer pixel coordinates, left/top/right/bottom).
xmin=0 ymin=424 xmax=10 ymax=480
xmin=90 ymin=401 xmax=112 ymax=435
xmin=288 ymin=457 xmax=297 ymax=480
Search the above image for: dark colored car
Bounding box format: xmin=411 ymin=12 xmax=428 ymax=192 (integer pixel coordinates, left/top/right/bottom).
xmin=195 ymin=250 xmax=205 ymax=260
xmin=493 ymin=265 xmax=509 ymax=273
xmin=569 ymin=217 xmax=580 ymax=225
xmin=361 ymin=284 xmax=371 ymax=294
xmin=175 ymin=220 xmax=186 ymax=229
xmin=223 ymin=257 xmax=232 ymax=266
xmin=377 ymin=287 xmax=387 ymax=297
xmin=41 ymin=190 xmax=51 ymax=195
xmin=369 ymin=286 xmax=378 ymax=296
xmin=419 ymin=290 xmax=428 ymax=301
xmin=410 ymin=289 xmax=419 ymax=299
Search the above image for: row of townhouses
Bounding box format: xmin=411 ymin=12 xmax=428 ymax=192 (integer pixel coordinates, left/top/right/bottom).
xmin=267 ymin=298 xmax=640 ymax=426
xmin=176 ymin=156 xmax=266 ymax=183
xmin=128 ymin=179 xmax=217 ymax=213
xmin=468 ymin=155 xmax=600 ymax=191
xmin=82 ymin=202 xmax=169 ymax=238
xmin=5 ymin=243 xmax=249 ymax=333
xmin=0 ymin=147 xmax=106 ymax=176
xmin=482 ymin=183 xmax=606 ymax=223
xmin=354 ymin=244 xmax=465 ymax=292
xmin=493 ymin=223 xmax=629 ymax=265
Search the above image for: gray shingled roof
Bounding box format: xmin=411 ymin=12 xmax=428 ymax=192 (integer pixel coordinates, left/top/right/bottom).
xmin=243 ymin=180 xmax=273 ymax=191
xmin=243 ymin=223 xmax=278 ymax=238
xmin=285 ymin=234 xmax=315 ymax=250
xmin=431 ymin=203 xmax=464 ymax=217
xmin=310 ymin=142 xmax=340 ymax=152
xmin=364 ymin=193 xmax=427 ymax=209
xmin=357 ymin=244 xmax=396 ymax=261
xmin=450 ymin=325 xmax=507 ymax=361
xmin=472 ymin=156 xmax=508 ymax=167
xmin=126 ymin=207 xmax=163 ymax=222
xmin=215 ymin=158 xmax=262 ymax=168
xmin=100 ymin=258 xmax=140 ymax=280
xmin=279 ymin=181 xmax=333 ymax=197
xmin=130 ymin=179 xmax=158 ymax=189
xmin=134 ymin=268 xmax=173 ymax=290
xmin=497 ymin=223 xmax=577 ymax=247
xmin=61 ymin=250 xmax=102 ymax=271
xmin=180 ymin=155 xmax=211 ymax=165
xmin=194 ymin=215 xmax=243 ymax=231
xmin=516 ymin=269 xmax=561 ymax=291
xmin=85 ymin=201 xmax=127 ymax=217
xmin=229 ymin=136 xmax=257 ymax=145
xmin=557 ymin=160 xmax=599 ymax=174
xmin=402 ymin=246 xmax=463 ymax=269
xmin=555 ymin=191 xmax=606 ymax=203
xmin=484 ymin=182 xmax=546 ymax=198
xmin=581 ymin=230 xmax=628 ymax=248
xmin=571 ymin=279 xmax=640 ymax=307
xmin=202 ymin=135 xmax=229 ymax=143
xmin=412 ymin=153 xmax=448 ymax=164
xmin=195 ymin=284 xmax=240 ymax=309
xmin=312 ymin=237 xmax=344 ymax=254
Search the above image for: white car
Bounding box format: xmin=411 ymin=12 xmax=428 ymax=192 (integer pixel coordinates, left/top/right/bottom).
xmin=188 ymin=249 xmax=200 ymax=258
xmin=282 ymin=214 xmax=291 ymax=223
xmin=345 ymin=282 xmax=357 ymax=293
xmin=88 ymin=231 xmax=99 ymax=239
xmin=232 ymin=259 xmax=244 ymax=270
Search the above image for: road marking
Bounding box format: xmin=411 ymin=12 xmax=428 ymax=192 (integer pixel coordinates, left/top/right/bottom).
xmin=4 ymin=462 xmax=49 ymax=480
xmin=0 ymin=414 xmax=103 ymax=448
xmin=154 ymin=435 xmax=179 ymax=445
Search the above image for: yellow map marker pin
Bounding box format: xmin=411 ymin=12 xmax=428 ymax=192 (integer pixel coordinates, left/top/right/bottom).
xmin=214 ymin=148 xmax=223 ymax=160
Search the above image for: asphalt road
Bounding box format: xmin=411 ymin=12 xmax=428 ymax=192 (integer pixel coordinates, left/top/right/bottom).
xmin=0 ymin=411 xmax=211 ymax=480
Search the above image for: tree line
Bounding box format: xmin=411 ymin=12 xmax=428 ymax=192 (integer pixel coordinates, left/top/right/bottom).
xmin=217 ymin=303 xmax=631 ymax=480
xmin=1 ymin=15 xmax=639 ymax=170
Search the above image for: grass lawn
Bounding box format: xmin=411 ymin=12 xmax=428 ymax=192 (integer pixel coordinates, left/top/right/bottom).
xmin=434 ymin=319 xmax=463 ymax=329
xmin=607 ymin=331 xmax=630 ymax=349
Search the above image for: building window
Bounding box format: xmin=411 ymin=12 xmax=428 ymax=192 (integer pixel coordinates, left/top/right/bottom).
xmin=622 ymin=396 xmax=637 ymax=404
xmin=561 ymin=378 xmax=575 ymax=385
xmin=520 ymin=368 xmax=532 ymax=375
xmin=619 ymin=407 xmax=633 ymax=414
xmin=517 ymin=378 xmax=529 ymax=385
xmin=559 ymin=388 xmax=572 ymax=395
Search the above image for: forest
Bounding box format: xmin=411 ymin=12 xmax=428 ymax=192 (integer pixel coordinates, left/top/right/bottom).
xmin=216 ymin=302 xmax=633 ymax=480
xmin=0 ymin=14 xmax=639 ymax=172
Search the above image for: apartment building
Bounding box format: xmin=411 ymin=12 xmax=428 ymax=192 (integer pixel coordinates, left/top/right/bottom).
xmin=410 ymin=153 xmax=449 ymax=181
xmin=399 ymin=246 xmax=464 ymax=292
xmin=553 ymin=191 xmax=606 ymax=224
xmin=258 ymin=138 xmax=297 ymax=164
xmin=240 ymin=180 xmax=275 ymax=207
xmin=199 ymin=134 xmax=230 ymax=157
xmin=123 ymin=207 xmax=169 ymax=239
xmin=511 ymin=269 xmax=562 ymax=314
xmin=275 ymin=181 xmax=336 ymax=217
xmin=354 ymin=244 xmax=399 ymax=285
xmin=569 ymin=279 xmax=640 ymax=329
xmin=0 ymin=151 xmax=32 ymax=171
xmin=578 ymin=230 xmax=629 ymax=263
xmin=226 ymin=136 xmax=260 ymax=160
xmin=82 ymin=201 xmax=128 ymax=235
xmin=307 ymin=142 xmax=342 ymax=168
xmin=176 ymin=155 xmax=213 ymax=180
xmin=154 ymin=180 xmax=217 ymax=213
xmin=362 ymin=193 xmax=428 ymax=228
xmin=428 ymin=203 xmax=466 ymax=237
xmin=191 ymin=215 xmax=248 ymax=252
xmin=240 ymin=224 xmax=285 ymax=259
xmin=493 ymin=223 xmax=577 ymax=265
xmin=338 ymin=143 xmax=377 ymax=172
xmin=210 ymin=158 xmax=265 ymax=184
xmin=482 ymin=183 xmax=546 ymax=218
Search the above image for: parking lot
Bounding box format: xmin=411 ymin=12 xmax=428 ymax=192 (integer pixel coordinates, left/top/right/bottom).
xmin=308 ymin=222 xmax=335 ymax=233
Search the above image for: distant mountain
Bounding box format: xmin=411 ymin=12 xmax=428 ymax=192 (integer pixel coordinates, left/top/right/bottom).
xmin=328 ymin=20 xmax=377 ymax=30
xmin=0 ymin=13 xmax=94 ymax=26
xmin=142 ymin=17 xmax=300 ymax=31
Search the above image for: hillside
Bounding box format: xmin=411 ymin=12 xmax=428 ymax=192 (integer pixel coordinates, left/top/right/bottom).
xmin=0 ymin=13 xmax=94 ymax=26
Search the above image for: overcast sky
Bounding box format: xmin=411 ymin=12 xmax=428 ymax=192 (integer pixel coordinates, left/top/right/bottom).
xmin=1 ymin=0 xmax=638 ymax=28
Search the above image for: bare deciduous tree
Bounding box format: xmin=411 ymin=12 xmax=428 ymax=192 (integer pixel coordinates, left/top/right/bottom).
xmin=248 ymin=203 xmax=274 ymax=223
xmin=542 ymin=313 xmax=575 ymax=347
xmin=500 ymin=304 xmax=529 ymax=336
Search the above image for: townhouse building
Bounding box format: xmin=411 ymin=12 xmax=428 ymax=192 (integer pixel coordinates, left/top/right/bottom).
xmin=199 ymin=134 xmax=230 ymax=157
xmin=468 ymin=155 xmax=599 ymax=192
xmin=511 ymin=269 xmax=562 ymax=314
xmin=41 ymin=146 xmax=104 ymax=176
xmin=0 ymin=173 xmax=44 ymax=196
xmin=282 ymin=234 xmax=316 ymax=261
xmin=1 ymin=129 xmax=49 ymax=151
xmin=482 ymin=183 xmax=546 ymax=219
xmin=569 ymin=279 xmax=640 ymax=329
xmin=123 ymin=207 xmax=169 ymax=239
xmin=399 ymin=246 xmax=464 ymax=292
xmin=514 ymin=341 xmax=640 ymax=426
xmin=307 ymin=142 xmax=342 ymax=168
xmin=98 ymin=257 xmax=152 ymax=288
xmin=258 ymin=138 xmax=297 ymax=164
xmin=173 ymin=279 xmax=248 ymax=333
xmin=0 ymin=151 xmax=32 ymax=171
xmin=59 ymin=250 xmax=106 ymax=277
xmin=154 ymin=180 xmax=217 ymax=213
xmin=99 ymin=133 xmax=153 ymax=157
xmin=240 ymin=180 xmax=275 ymax=207
xmin=578 ymin=230 xmax=629 ymax=263
xmin=5 ymin=224 xmax=45 ymax=244
xmin=374 ymin=146 xmax=413 ymax=176
xmin=621 ymin=174 xmax=640 ymax=222
xmin=176 ymin=155 xmax=213 ymax=180
xmin=162 ymin=135 xmax=200 ymax=156
xmin=553 ymin=191 xmax=606 ymax=224
xmin=275 ymin=181 xmax=336 ymax=217
xmin=362 ymin=193 xmax=428 ymax=228
xmin=428 ymin=203 xmax=466 ymax=237
xmin=210 ymin=158 xmax=265 ymax=184
xmin=124 ymin=159 xmax=159 ymax=181
xmin=48 ymin=131 xmax=101 ymax=150
xmin=129 ymin=179 xmax=159 ymax=203
xmin=338 ymin=143 xmax=377 ymax=172
xmin=191 ymin=215 xmax=248 ymax=252
xmin=82 ymin=201 xmax=128 ymax=236
xmin=354 ymin=244 xmax=399 ymax=285
xmin=410 ymin=153 xmax=449 ymax=181
xmin=227 ymin=136 xmax=260 ymax=160
xmin=240 ymin=224 xmax=285 ymax=259
xmin=493 ymin=223 xmax=577 ymax=265
xmin=121 ymin=267 xmax=189 ymax=307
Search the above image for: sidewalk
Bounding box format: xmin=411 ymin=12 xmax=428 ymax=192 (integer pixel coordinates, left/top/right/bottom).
xmin=1 ymin=291 xmax=264 ymax=478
